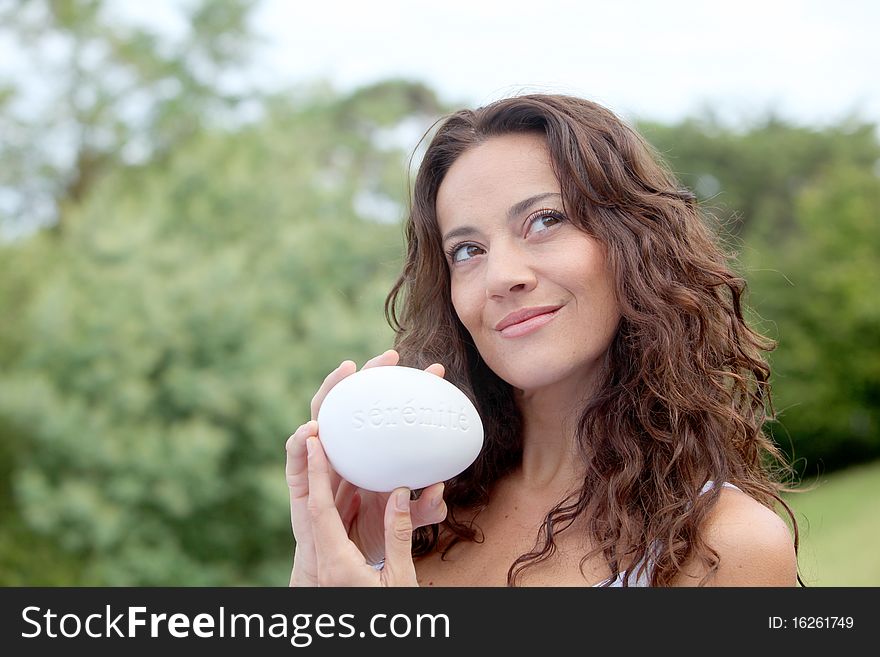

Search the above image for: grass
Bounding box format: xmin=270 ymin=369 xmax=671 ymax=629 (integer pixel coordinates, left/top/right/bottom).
xmin=782 ymin=459 xmax=880 ymax=586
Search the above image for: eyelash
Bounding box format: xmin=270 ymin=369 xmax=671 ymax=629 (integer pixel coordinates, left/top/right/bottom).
xmin=444 ymin=208 xmax=567 ymax=264
xmin=528 ymin=207 xmax=566 ymax=232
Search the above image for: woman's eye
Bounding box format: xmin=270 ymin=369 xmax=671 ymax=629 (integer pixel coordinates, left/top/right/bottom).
xmin=526 ymin=210 xmax=565 ymax=235
xmin=450 ymin=243 xmax=484 ymax=263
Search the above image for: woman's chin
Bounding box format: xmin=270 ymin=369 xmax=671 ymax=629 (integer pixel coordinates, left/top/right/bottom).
xmin=490 ymin=358 xmax=604 ymax=399
xmin=497 ymin=367 xmax=578 ymax=395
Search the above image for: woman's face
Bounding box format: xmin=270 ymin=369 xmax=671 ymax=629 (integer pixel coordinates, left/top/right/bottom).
xmin=435 ymin=132 xmax=622 ymax=394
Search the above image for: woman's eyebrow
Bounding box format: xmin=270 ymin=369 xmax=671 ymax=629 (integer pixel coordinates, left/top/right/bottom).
xmin=441 ymin=192 xmax=562 ymax=245
xmin=441 ymin=224 xmax=479 ymax=246
xmin=506 ymin=191 xmax=561 ymax=221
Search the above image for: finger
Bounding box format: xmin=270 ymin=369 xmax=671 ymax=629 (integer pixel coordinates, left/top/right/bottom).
xmin=381 ymin=488 xmax=418 ymax=586
xmin=286 ymin=421 xmax=318 ymax=506
xmin=287 ymin=424 xmax=321 ymax=548
xmin=286 ymin=421 xmax=320 ymax=586
xmin=335 ymin=480 xmax=361 ymax=534
xmin=424 ymin=363 xmax=445 ymax=379
xmin=310 ymin=360 xmax=357 ymax=421
xmin=361 ymin=349 xmax=400 ymax=370
xmin=306 ymin=437 xmax=356 ymax=566
xmin=314 ymin=421 xmax=343 ymax=497
xmin=410 ymin=482 xmax=447 ymax=529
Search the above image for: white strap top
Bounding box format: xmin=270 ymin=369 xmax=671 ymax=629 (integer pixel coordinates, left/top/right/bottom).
xmin=595 ymin=480 xmax=741 ymax=587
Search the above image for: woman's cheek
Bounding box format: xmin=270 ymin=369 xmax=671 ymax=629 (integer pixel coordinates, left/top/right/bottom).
xmin=451 ymin=286 xmax=477 ymax=332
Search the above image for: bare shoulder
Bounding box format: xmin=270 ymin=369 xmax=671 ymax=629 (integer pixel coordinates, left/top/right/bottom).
xmin=670 ymin=486 xmax=798 ymax=587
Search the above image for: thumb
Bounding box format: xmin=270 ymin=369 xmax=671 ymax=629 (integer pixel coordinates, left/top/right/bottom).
xmin=381 ymin=488 xmax=418 ymax=586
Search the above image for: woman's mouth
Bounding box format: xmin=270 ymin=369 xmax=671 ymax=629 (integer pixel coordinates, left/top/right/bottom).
xmin=498 ymin=307 xmax=561 ymax=338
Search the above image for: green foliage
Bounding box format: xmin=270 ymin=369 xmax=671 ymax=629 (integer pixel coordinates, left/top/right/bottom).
xmin=639 ymin=116 xmax=879 ymax=240
xmin=0 ymin=73 xmax=447 ymax=583
xmin=640 ymin=116 xmax=880 ymax=473
xmin=746 ymin=162 xmax=880 ymax=471
xmin=0 ymin=0 xmax=449 ymax=584
xmin=0 ymin=0 xmax=258 ymax=236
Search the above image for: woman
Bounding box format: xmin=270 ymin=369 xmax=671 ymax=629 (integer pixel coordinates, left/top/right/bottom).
xmin=285 ymin=94 xmax=801 ymax=587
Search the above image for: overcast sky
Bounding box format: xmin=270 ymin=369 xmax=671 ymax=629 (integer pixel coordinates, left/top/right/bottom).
xmin=248 ymin=0 xmax=880 ymax=126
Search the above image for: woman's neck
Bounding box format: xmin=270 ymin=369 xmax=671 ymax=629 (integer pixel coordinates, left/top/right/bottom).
xmin=514 ymin=380 xmax=588 ymax=491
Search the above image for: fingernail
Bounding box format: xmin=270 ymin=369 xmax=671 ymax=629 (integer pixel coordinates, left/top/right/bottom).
xmin=396 ymin=489 xmax=410 ymax=511
xmin=305 ymin=438 xmax=314 ymax=457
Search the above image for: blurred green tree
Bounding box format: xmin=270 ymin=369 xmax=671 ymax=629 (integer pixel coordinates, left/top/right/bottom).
xmin=1 ymin=0 xmax=261 ymax=583
xmin=0 ymin=78 xmax=446 ymax=584
xmin=746 ymin=162 xmax=880 ymax=472
xmin=0 ymin=0 xmax=448 ymax=585
xmin=639 ymin=115 xmax=880 ymax=239
xmin=640 ymin=116 xmax=880 ymax=473
xmin=0 ymin=0 xmax=258 ymax=237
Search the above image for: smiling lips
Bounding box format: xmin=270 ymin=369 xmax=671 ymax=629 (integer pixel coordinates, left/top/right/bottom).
xmin=494 ymin=305 xmax=563 ymax=338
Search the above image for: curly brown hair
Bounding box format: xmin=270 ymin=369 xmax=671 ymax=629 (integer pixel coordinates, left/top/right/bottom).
xmin=385 ymin=94 xmax=801 ymax=586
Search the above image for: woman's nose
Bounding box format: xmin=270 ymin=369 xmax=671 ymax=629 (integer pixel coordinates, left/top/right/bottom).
xmin=484 ymin=243 xmax=537 ymax=299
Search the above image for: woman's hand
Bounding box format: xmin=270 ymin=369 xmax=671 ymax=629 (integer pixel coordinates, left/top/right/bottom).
xmin=286 ymin=349 xmax=448 ymax=586
xmin=302 ymin=435 xmax=421 ymax=586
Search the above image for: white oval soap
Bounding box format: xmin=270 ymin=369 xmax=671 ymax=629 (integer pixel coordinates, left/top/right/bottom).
xmin=316 ymin=366 xmax=484 ymax=492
